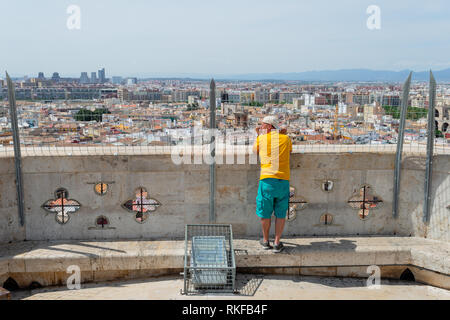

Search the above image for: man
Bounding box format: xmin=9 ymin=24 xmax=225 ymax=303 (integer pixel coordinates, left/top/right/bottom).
xmin=253 ymin=116 xmax=292 ymax=253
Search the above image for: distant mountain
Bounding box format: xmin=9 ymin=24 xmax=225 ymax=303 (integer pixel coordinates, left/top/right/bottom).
xmin=219 ymin=68 xmax=450 ymax=82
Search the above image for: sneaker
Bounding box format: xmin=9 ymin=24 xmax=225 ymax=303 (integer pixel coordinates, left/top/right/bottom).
xmin=272 ymin=242 xmax=284 ymax=253
xmin=259 ymin=239 xmax=273 ymax=250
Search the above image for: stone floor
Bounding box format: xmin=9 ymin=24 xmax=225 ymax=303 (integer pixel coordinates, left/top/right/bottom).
xmin=2 ymin=236 xmax=449 ymax=291
xmin=11 ymin=274 xmax=450 ymax=300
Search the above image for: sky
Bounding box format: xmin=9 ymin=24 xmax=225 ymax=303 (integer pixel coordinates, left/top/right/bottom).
xmin=1 ymin=0 xmax=449 ymax=78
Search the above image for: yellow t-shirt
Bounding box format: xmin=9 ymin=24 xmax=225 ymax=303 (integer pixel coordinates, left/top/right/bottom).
xmin=253 ymin=132 xmax=292 ymax=180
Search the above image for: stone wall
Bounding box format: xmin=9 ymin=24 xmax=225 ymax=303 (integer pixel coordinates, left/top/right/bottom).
xmin=0 ymin=152 xmax=448 ymax=243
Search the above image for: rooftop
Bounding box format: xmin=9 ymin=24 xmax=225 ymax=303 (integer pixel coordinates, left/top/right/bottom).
xmin=1 ymin=236 xmax=449 ymax=298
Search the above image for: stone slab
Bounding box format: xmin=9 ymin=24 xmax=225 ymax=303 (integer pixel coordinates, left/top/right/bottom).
xmin=0 ymin=237 xmax=448 ymax=289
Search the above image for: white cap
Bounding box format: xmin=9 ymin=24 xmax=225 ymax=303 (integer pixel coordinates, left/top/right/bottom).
xmin=262 ymin=116 xmax=279 ymax=129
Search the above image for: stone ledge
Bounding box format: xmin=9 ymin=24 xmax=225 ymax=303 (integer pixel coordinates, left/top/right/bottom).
xmin=0 ymin=287 xmax=10 ymax=300
xmin=0 ymin=237 xmax=448 ymax=289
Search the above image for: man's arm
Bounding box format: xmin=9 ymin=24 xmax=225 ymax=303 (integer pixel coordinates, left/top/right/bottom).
xmin=279 ymin=126 xmax=292 ymax=153
xmin=289 ymin=136 xmax=293 ymax=153
xmin=252 ymin=126 xmax=262 ymax=154
xmin=252 ymin=135 xmax=259 ymax=154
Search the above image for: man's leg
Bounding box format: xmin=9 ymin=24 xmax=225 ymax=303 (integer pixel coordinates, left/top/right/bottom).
xmin=274 ymin=218 xmax=285 ymax=245
xmin=261 ymin=218 xmax=271 ymax=242
xmin=273 ymin=180 xmax=290 ymax=246
xmin=256 ymin=179 xmax=274 ymax=244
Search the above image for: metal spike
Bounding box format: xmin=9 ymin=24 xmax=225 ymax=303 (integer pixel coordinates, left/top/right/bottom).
xmin=423 ymin=71 xmax=436 ymax=223
xmin=6 ymin=72 xmax=25 ymax=226
xmin=209 ymin=78 xmax=216 ymax=223
xmin=393 ymin=72 xmax=412 ymax=218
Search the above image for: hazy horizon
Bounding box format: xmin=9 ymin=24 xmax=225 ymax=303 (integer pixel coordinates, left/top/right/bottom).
xmin=5 ymin=68 xmax=450 ymax=83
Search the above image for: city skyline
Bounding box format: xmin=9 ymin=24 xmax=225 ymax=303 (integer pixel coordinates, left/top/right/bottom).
xmin=6 ymin=67 xmax=450 ymax=83
xmin=1 ymin=0 xmax=449 ymax=77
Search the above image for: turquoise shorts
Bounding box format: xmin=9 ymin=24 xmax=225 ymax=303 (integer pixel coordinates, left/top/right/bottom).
xmin=256 ymin=178 xmax=290 ymax=219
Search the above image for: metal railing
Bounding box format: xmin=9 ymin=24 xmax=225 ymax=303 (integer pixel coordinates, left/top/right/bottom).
xmin=1 ymin=79 xmax=448 ymax=158
xmin=2 ymin=72 xmax=447 ymax=226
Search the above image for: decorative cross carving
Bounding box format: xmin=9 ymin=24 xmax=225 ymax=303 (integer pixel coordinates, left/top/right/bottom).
xmin=347 ymin=185 xmax=383 ymax=220
xmin=313 ymin=170 xmax=339 ymax=193
xmin=320 ymin=213 xmax=333 ymax=225
xmin=88 ymin=215 xmax=116 ymax=230
xmin=288 ymin=186 xmax=308 ymax=221
xmin=95 ymin=183 xmax=108 ymax=195
xmin=122 ymin=187 xmax=161 ymax=223
xmin=321 ymin=180 xmax=334 ymax=192
xmin=41 ymin=188 xmax=81 ymax=224
xmin=87 ymin=181 xmax=115 ymax=196
xmin=96 ymin=216 xmax=108 ymax=228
